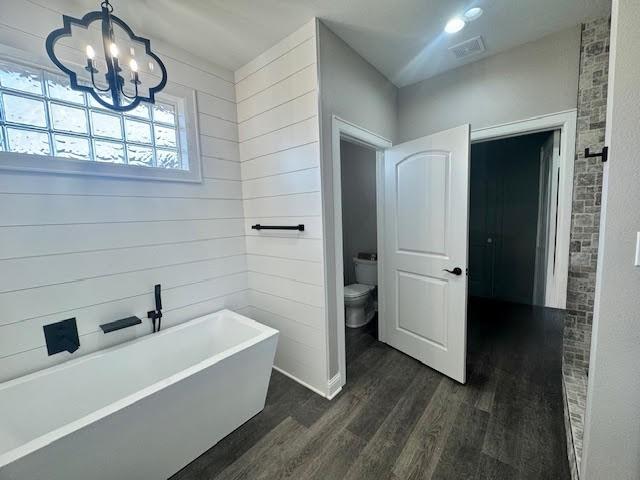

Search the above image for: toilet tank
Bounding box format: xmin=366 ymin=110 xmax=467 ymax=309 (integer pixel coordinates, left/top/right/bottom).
xmin=353 ymin=257 xmax=378 ymax=285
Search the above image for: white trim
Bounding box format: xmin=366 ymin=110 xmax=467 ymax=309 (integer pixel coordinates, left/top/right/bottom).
xmin=327 ymin=373 xmax=342 ymax=400
xmin=330 ymin=115 xmax=392 ymax=394
xmin=0 ymin=46 xmax=203 ymax=183
xmin=471 ymin=109 xmax=577 ymax=309
xmin=272 ymin=366 xmax=328 ymax=398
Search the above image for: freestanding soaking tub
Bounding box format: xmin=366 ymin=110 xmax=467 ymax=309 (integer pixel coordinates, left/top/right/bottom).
xmin=0 ymin=310 xmax=278 ymax=480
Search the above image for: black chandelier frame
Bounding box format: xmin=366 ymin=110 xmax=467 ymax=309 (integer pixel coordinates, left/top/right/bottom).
xmin=45 ymin=0 xmax=168 ymax=112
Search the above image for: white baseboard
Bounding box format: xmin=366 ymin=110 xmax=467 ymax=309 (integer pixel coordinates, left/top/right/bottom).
xmin=327 ymin=373 xmax=342 ymax=400
xmin=272 ymin=366 xmax=328 ymax=398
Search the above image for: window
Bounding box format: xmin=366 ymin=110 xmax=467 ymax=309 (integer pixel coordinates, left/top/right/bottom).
xmin=0 ymin=56 xmax=201 ymax=182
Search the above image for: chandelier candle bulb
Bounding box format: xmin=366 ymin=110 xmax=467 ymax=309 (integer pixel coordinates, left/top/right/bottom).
xmin=129 ymin=59 xmax=140 ymax=84
xmin=85 ymin=45 xmax=98 ymax=73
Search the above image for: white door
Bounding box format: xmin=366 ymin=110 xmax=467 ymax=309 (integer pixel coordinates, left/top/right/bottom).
xmin=384 ymin=125 xmax=470 ymax=383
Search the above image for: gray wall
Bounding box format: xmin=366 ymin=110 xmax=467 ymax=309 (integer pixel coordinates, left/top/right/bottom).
xmin=317 ymin=20 xmax=397 ymax=377
xmin=582 ymin=0 xmax=640 ymax=477
xmin=340 ymin=140 xmax=378 ymax=286
xmin=397 ymin=27 xmax=581 ymax=141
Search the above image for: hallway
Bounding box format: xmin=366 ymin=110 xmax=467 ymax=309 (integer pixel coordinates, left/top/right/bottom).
xmin=173 ymin=299 xmax=569 ymax=479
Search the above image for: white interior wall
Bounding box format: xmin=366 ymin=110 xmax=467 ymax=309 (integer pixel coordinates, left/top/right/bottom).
xmin=234 ymin=20 xmax=329 ymax=394
xmin=0 ymin=1 xmax=247 ymax=382
xmin=317 ymin=21 xmax=398 ymax=378
xmin=397 ymin=27 xmax=581 ymax=141
xmin=340 ymin=140 xmax=378 ymax=286
xmin=582 ymin=0 xmax=640 ymax=477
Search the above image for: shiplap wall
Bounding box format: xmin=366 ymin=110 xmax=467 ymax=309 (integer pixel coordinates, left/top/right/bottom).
xmin=235 ymin=20 xmax=329 ymax=394
xmin=0 ymin=0 xmax=248 ymax=382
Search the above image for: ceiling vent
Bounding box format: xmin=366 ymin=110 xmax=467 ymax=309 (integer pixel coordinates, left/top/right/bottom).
xmin=449 ymin=36 xmax=486 ymax=59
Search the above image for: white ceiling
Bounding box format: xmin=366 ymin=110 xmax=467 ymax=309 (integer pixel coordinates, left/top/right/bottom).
xmin=45 ymin=0 xmax=610 ymax=87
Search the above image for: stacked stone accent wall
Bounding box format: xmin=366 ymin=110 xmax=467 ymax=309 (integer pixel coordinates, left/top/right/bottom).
xmin=562 ymin=17 xmax=611 ymax=478
xmin=565 ymin=17 xmax=610 ymax=375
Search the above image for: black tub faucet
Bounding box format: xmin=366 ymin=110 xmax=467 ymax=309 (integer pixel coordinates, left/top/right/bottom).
xmin=147 ymin=284 xmax=163 ymax=332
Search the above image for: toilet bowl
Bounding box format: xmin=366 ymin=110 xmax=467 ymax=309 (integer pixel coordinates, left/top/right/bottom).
xmin=344 ymin=256 xmax=378 ymax=328
xmin=344 ymin=284 xmax=375 ymax=328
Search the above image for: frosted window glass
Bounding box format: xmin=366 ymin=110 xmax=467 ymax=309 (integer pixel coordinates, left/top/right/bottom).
xmin=50 ymin=103 xmax=88 ymax=134
xmin=0 ymin=61 xmax=187 ymax=173
xmin=127 ymin=144 xmax=154 ymax=166
xmin=2 ymin=94 xmax=47 ymax=127
xmin=7 ymin=127 xmax=50 ymax=155
xmin=157 ymin=149 xmax=180 ymax=169
xmin=153 ymin=104 xmax=175 ymax=125
xmin=47 ymin=75 xmax=85 ymax=105
xmin=94 ymin=140 xmax=124 ymax=163
xmin=54 ymin=134 xmax=90 ymax=160
xmin=88 ymin=90 xmax=134 ymax=110
xmin=125 ymin=118 xmax=152 ymax=144
xmin=91 ymin=111 xmax=122 ymax=139
xmin=0 ymin=63 xmax=43 ymax=95
xmin=125 ymin=103 xmax=150 ymax=120
xmin=88 ymin=91 xmax=110 ymax=110
xmin=154 ymin=125 xmax=176 ymax=148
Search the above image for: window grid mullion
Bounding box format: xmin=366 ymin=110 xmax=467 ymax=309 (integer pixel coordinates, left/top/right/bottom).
xmin=85 ymin=91 xmax=96 ymax=162
xmin=151 ymin=119 xmax=158 ymax=168
xmin=42 ymin=88 xmax=55 ymax=156
xmin=120 ymin=115 xmax=129 ymax=166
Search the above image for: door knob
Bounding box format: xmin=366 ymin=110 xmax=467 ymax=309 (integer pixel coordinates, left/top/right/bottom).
xmin=443 ymin=267 xmax=463 ymax=276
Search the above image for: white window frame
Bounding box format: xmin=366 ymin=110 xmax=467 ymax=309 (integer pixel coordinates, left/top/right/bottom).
xmin=0 ymin=45 xmax=202 ymax=183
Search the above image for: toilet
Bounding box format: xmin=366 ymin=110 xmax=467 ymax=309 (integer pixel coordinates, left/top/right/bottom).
xmin=344 ymin=256 xmax=378 ymax=328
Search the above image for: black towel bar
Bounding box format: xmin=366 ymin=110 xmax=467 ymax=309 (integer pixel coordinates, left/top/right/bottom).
xmin=251 ymin=224 xmax=305 ymax=231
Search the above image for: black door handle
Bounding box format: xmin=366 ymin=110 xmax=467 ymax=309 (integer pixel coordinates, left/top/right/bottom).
xmin=443 ymin=267 xmax=463 ymax=276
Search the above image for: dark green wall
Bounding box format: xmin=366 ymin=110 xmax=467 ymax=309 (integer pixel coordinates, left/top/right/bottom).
xmin=469 ymin=132 xmax=552 ymax=304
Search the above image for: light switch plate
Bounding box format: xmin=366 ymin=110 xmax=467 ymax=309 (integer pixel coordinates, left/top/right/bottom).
xmin=636 ymin=232 xmax=640 ymax=267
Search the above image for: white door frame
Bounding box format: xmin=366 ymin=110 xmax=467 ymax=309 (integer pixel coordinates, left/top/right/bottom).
xmin=331 ymin=116 xmax=392 ymax=396
xmin=470 ymin=109 xmax=577 ymax=309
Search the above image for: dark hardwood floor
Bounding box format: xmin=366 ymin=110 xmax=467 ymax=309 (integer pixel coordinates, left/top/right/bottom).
xmin=172 ymin=299 xmax=569 ymax=480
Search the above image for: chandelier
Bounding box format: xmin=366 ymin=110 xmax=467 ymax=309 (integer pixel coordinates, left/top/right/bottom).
xmin=45 ymin=0 xmax=167 ymax=112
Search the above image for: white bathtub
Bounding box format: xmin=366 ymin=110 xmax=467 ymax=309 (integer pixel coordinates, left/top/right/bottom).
xmin=0 ymin=310 xmax=278 ymax=480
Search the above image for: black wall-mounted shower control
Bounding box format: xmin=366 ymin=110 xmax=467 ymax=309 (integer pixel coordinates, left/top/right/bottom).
xmin=43 ymin=318 xmax=80 ymax=356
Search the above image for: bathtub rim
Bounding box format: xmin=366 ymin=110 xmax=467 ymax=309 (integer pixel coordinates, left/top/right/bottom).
xmin=0 ymin=309 xmax=278 ymax=469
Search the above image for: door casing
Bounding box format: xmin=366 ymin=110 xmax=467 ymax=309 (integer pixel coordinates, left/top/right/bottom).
xmin=330 ymin=116 xmax=392 ymax=399
xmin=470 ymin=109 xmax=577 ymax=309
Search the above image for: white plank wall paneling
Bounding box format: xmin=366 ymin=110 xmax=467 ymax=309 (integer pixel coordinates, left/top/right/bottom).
xmin=235 ymin=20 xmax=329 ymax=395
xmin=241 ymin=142 xmax=320 ymax=180
xmin=0 ymin=1 xmax=246 ymax=381
xmin=0 ymin=9 xmax=328 ymax=397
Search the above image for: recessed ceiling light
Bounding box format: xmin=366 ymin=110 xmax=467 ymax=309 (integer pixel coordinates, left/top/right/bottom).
xmin=464 ymin=7 xmax=484 ymax=22
xmin=444 ymin=17 xmax=466 ymax=34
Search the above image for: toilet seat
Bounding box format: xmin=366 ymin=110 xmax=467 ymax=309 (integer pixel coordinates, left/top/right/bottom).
xmin=344 ymin=283 xmax=373 ymax=299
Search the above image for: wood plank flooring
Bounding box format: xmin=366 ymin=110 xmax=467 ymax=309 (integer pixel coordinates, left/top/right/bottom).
xmin=172 ymin=299 xmax=570 ymax=480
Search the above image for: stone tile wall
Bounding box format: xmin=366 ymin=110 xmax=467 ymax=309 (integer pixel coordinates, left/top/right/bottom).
xmin=565 ymin=16 xmax=610 ymax=376
xmin=562 ymin=16 xmax=611 ymax=479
